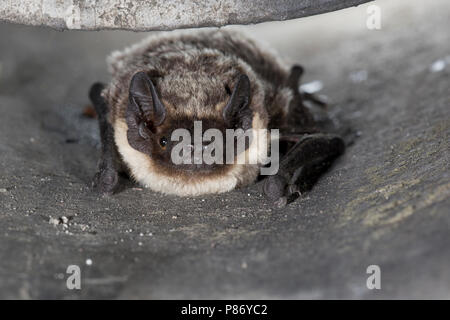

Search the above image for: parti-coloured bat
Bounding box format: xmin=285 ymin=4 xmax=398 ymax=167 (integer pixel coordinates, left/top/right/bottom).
xmin=89 ymin=29 xmax=345 ymax=207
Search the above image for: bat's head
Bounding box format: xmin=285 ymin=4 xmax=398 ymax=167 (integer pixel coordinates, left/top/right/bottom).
xmin=125 ymin=71 xmax=255 ymax=179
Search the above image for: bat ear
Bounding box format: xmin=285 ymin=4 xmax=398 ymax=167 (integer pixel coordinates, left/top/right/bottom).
xmin=128 ymin=71 xmax=166 ymax=127
xmin=126 ymin=71 xmax=166 ymax=155
xmin=223 ymin=74 xmax=252 ymax=130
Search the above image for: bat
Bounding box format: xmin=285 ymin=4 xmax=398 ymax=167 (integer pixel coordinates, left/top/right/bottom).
xmin=89 ymin=29 xmax=345 ymax=207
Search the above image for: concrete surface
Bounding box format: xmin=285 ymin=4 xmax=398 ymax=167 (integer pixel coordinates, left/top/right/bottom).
xmin=0 ymin=0 xmax=371 ymax=31
xmin=0 ymin=0 xmax=449 ymax=299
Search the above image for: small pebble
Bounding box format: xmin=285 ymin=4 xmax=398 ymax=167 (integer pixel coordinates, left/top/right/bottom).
xmin=430 ymin=59 xmax=446 ymax=72
xmin=49 ymin=217 xmax=59 ymax=226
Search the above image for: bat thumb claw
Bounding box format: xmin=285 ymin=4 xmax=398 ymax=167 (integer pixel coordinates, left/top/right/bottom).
xmin=275 ymin=197 xmax=288 ymax=209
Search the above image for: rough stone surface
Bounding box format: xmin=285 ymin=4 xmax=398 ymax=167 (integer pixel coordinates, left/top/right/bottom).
xmin=0 ymin=0 xmax=449 ymax=299
xmin=0 ymin=0 xmax=372 ymax=31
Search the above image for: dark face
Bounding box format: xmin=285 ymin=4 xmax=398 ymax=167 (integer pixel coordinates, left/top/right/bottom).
xmin=125 ymin=71 xmax=252 ymax=177
xmin=145 ymin=116 xmax=229 ymax=175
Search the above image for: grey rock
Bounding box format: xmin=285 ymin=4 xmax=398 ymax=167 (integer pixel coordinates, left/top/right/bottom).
xmin=0 ymin=0 xmax=371 ymax=31
xmin=0 ymin=0 xmax=449 ymax=299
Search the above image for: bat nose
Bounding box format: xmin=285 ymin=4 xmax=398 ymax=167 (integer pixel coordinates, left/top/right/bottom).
xmin=193 ymin=145 xmax=207 ymax=164
xmin=183 ymin=144 xmax=209 ymax=164
xmin=175 ymin=143 xmax=219 ymax=172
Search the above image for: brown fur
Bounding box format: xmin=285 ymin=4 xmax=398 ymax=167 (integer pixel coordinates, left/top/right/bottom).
xmin=103 ymin=29 xmax=297 ymax=196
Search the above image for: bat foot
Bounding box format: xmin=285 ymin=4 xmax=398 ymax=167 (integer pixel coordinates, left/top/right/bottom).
xmin=262 ymin=133 xmax=345 ymax=207
xmin=92 ymin=168 xmax=118 ymax=196
xmin=263 ymin=175 xmax=302 ymax=208
xmin=263 ymin=175 xmax=287 ymax=202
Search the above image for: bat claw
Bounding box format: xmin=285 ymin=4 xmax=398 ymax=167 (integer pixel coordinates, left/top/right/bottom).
xmin=287 ymin=184 xmax=301 ymax=196
xmin=275 ymin=196 xmax=288 ymax=209
xmin=92 ymin=169 xmax=118 ymax=196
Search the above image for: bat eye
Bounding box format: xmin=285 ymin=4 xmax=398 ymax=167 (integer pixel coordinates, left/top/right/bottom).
xmin=159 ymin=136 xmax=168 ymax=148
